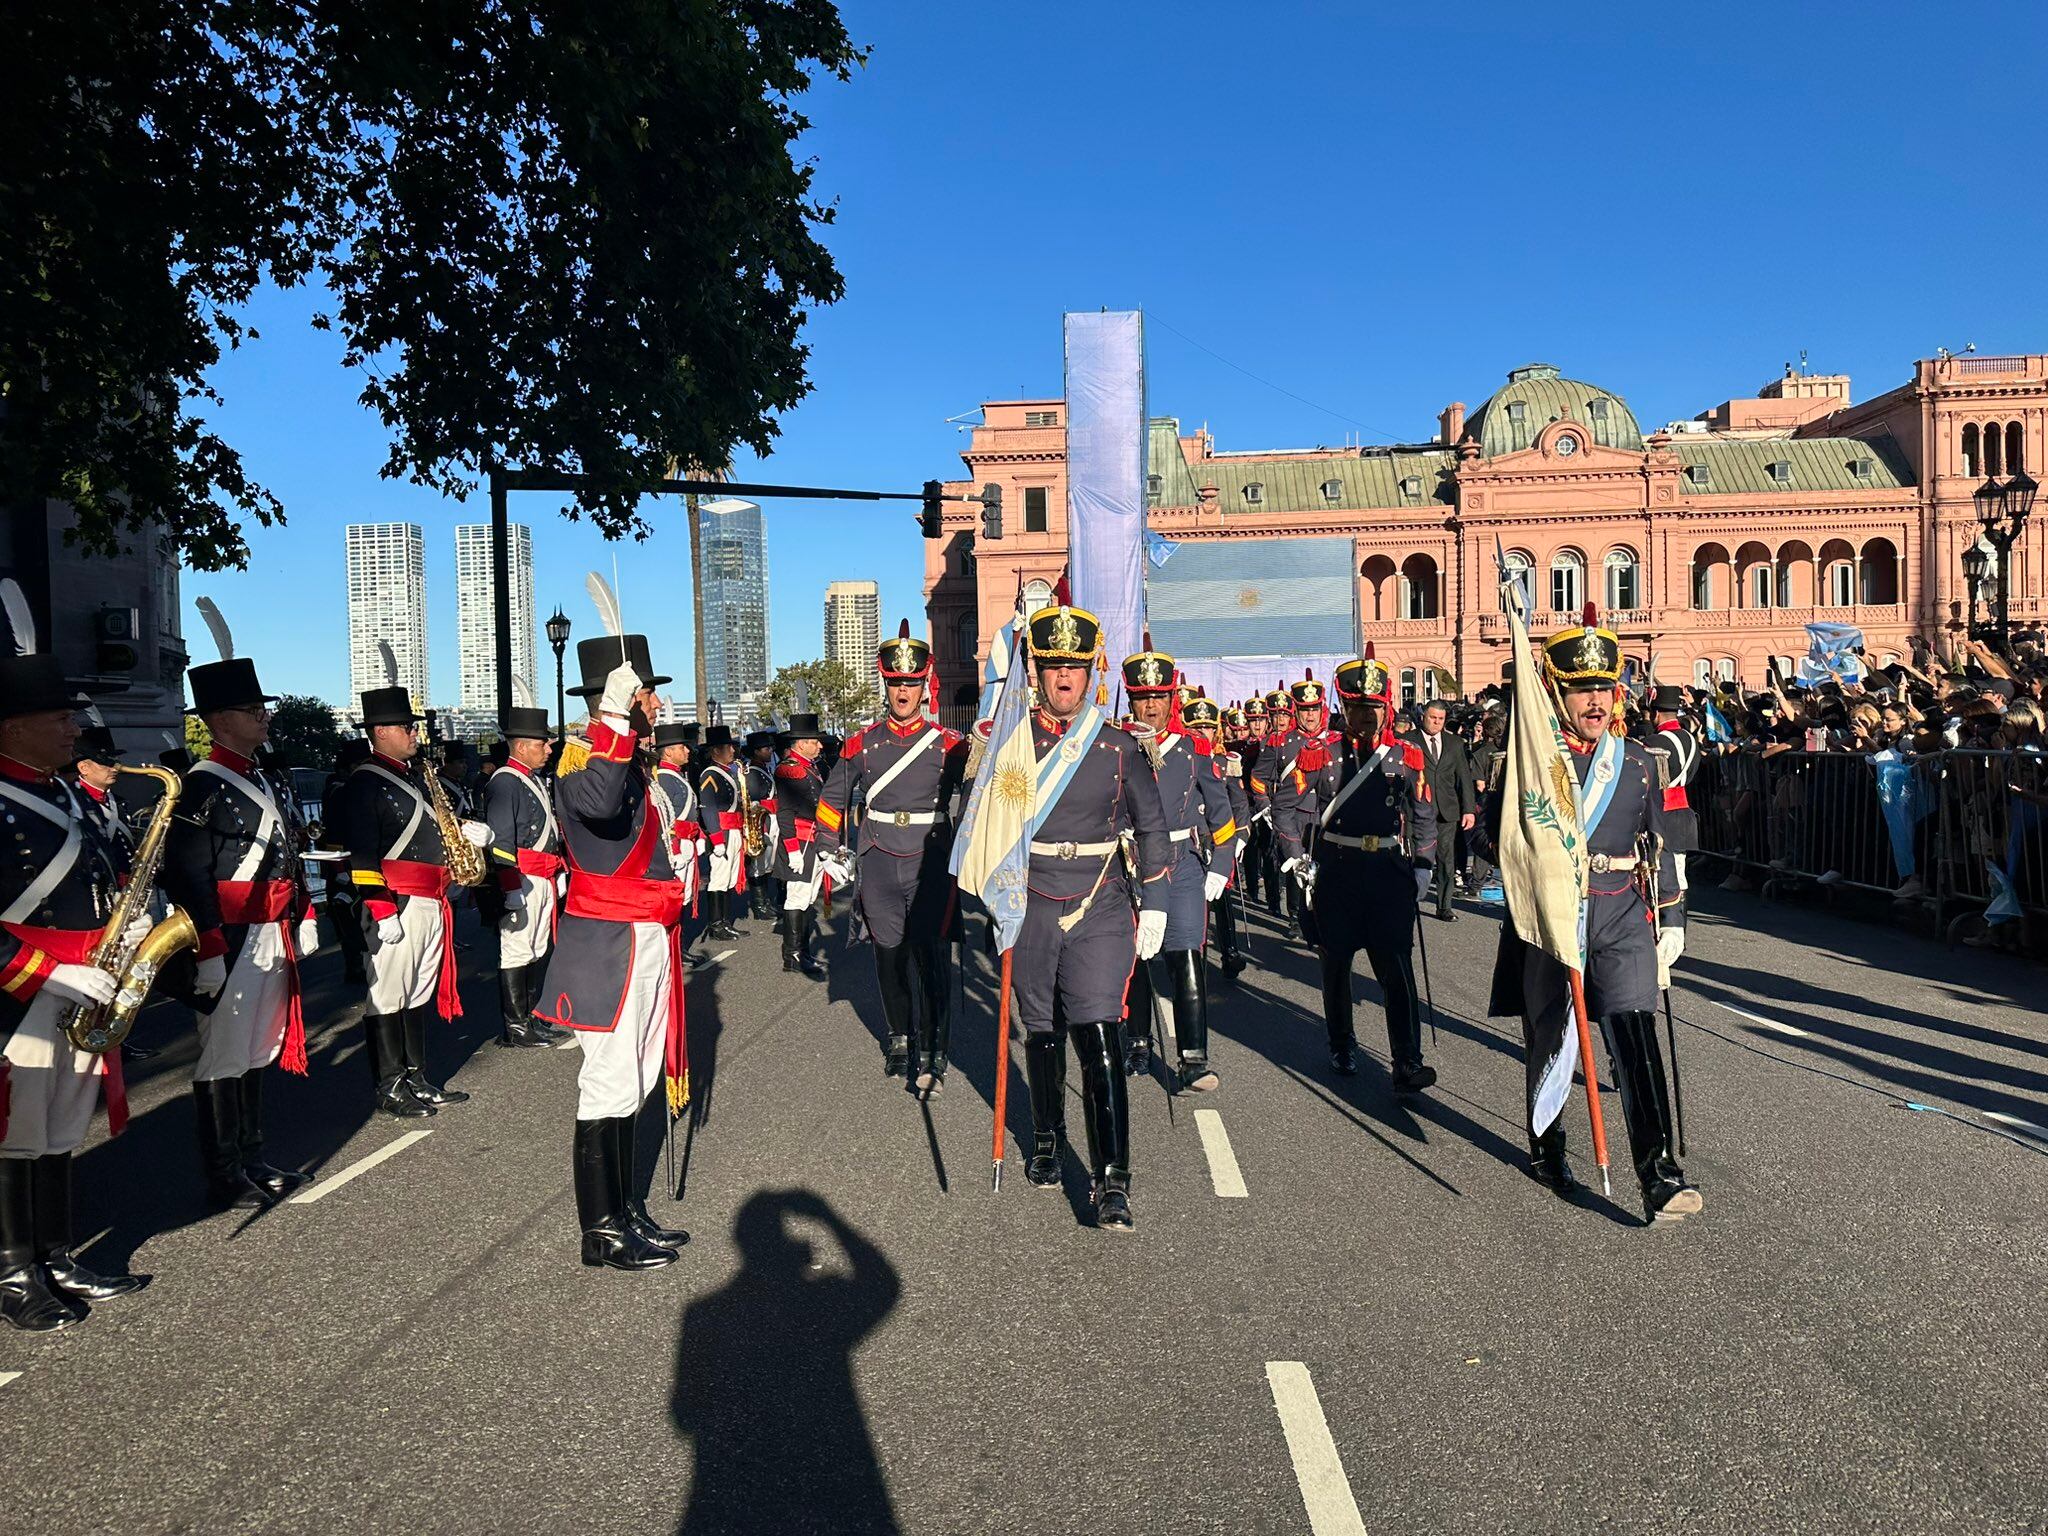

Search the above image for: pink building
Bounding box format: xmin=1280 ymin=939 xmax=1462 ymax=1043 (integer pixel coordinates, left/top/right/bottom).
xmin=923 ymin=355 xmax=2048 ymax=722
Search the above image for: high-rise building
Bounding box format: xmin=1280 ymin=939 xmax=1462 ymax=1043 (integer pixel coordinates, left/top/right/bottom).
xmin=454 ymin=522 xmax=536 ymax=712
xmin=823 ymin=580 xmax=880 ymax=688
xmin=345 ymin=522 xmax=428 ymax=712
xmin=698 ymin=496 xmax=769 ymax=710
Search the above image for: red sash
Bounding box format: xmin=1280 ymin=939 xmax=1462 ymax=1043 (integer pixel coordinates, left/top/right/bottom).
xmin=0 ymin=922 xmax=127 ymax=1136
xmin=216 ymin=879 xmax=309 ymax=1075
xmin=381 ymin=860 xmax=461 ymax=1021
xmin=783 ymin=817 xmax=816 ymax=854
xmin=562 ymin=870 xmax=687 ymax=1099
xmin=516 ymin=848 xmax=565 ymax=877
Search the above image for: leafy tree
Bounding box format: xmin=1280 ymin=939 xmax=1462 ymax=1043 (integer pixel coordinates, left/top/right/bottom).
xmin=5 ymin=1 xmax=866 ymax=570
xmin=761 ymin=659 xmax=875 ymax=735
xmin=266 ymin=694 xmax=346 ymax=768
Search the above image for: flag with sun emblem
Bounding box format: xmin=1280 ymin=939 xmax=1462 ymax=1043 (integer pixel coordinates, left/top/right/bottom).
xmin=952 ymin=624 xmax=1037 ymax=952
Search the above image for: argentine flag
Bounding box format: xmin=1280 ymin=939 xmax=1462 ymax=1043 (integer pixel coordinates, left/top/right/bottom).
xmin=952 ymin=626 xmax=1036 ymax=953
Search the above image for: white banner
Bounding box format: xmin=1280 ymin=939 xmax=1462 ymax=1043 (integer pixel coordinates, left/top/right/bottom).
xmin=1064 ymin=311 xmax=1148 ymax=683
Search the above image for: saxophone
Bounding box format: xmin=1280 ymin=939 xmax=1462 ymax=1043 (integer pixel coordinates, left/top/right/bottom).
xmin=63 ymin=765 xmax=199 ymax=1055
xmin=421 ymin=753 xmax=485 ymax=887
xmin=738 ymin=765 xmax=768 ymax=859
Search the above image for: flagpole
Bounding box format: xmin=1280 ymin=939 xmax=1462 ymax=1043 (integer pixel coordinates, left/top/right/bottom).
xmin=991 ymin=950 xmax=1013 ymax=1191
xmin=1567 ymin=968 xmax=1611 ymax=1195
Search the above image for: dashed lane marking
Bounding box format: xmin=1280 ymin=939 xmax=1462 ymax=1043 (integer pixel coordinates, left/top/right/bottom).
xmin=1986 ymin=1111 xmax=2048 ymax=1142
xmin=1266 ymin=1361 xmax=1368 ymax=1536
xmin=1194 ymin=1109 xmax=1248 ymax=1198
xmin=289 ymin=1130 xmax=433 ymax=1205
xmin=0 ymin=1371 xmax=21 ymax=1389
xmin=711 ymin=949 xmax=737 ymax=965
xmin=1714 ymin=1000 xmax=1809 ymax=1037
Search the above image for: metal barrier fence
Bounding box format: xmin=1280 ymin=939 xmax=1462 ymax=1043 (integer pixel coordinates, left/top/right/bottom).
xmin=1690 ymin=747 xmax=2048 ymax=934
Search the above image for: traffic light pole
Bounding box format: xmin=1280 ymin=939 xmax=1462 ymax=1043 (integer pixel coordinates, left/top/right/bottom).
xmin=486 ymin=467 xmax=999 ymax=726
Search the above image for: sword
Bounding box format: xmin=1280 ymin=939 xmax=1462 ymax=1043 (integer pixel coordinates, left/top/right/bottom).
xmin=1664 ymin=986 xmax=1686 ymax=1157
xmin=1413 ymin=895 xmax=1437 ymax=1047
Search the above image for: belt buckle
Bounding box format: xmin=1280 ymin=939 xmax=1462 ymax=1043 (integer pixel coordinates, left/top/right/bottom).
xmin=1055 ymin=841 xmax=1077 ymax=860
xmin=892 ymin=810 xmax=911 ymax=828
xmin=1589 ymin=852 xmax=1611 ymax=873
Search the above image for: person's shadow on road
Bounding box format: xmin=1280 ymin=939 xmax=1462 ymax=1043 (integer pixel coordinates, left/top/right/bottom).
xmin=671 ymin=1189 xmax=902 ymax=1535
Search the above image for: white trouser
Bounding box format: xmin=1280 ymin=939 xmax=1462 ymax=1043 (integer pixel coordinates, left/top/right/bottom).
xmin=498 ymin=871 xmax=557 ymax=968
xmin=2 ymin=989 xmax=107 ymax=1158
xmin=574 ymin=922 xmax=672 ymax=1119
xmin=194 ymin=921 xmax=291 ymax=1082
xmin=783 ymin=870 xmax=822 ymax=911
xmin=367 ymin=897 xmax=445 ymax=1015
xmin=707 ymin=831 xmax=743 ymax=894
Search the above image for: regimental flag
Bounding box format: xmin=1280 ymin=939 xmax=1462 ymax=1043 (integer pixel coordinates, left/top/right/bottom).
xmin=1496 ymin=548 xmax=1589 ymax=1134
xmin=952 ymin=624 xmax=1036 ymax=953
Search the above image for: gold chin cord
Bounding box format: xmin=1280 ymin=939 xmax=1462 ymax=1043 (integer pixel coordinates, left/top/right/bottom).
xmin=63 ymin=764 xmax=198 ymax=1055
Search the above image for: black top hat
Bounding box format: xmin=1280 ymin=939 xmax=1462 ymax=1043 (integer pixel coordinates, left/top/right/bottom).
xmin=500 ymin=705 xmax=552 ymax=741
xmin=743 ymin=730 xmax=778 ymax=753
xmin=878 ymin=621 xmax=932 ymax=680
xmin=701 ymin=724 xmax=736 ymax=750
xmin=358 ymin=686 xmax=422 ymax=727
xmin=785 ymin=712 xmax=823 ymax=737
xmin=1651 ymin=683 xmax=1686 ymax=713
xmin=72 ymin=724 xmax=123 ymax=765
xmin=0 ymin=656 xmax=87 ymax=720
xmin=652 ymin=721 xmax=696 ymax=748
xmin=187 ymin=657 xmax=277 ymax=716
xmin=570 ymin=634 xmax=671 ymax=697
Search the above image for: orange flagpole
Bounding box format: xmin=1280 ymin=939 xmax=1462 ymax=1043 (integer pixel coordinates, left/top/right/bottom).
xmin=1568 ymin=967 xmax=1611 ymax=1195
xmin=992 ymin=949 xmax=1013 ymax=1191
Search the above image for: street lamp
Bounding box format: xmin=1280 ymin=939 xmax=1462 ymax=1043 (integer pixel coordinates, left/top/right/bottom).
xmin=1961 ymin=542 xmax=1989 ymax=639
xmin=1973 ymin=471 xmax=2037 ymax=652
xmin=546 ymin=606 xmax=572 ymax=743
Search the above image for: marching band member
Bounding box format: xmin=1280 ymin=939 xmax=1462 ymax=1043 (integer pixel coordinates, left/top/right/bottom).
xmin=698 ymin=726 xmax=748 ymax=941
xmin=482 ymin=701 xmax=568 ymax=1050
xmin=743 ymin=730 xmax=781 ymax=924
xmin=650 ymin=720 xmax=708 ymax=970
xmin=772 ymin=713 xmax=829 ymax=979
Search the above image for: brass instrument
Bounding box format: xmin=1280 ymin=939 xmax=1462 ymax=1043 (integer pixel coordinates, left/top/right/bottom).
xmin=63 ymin=764 xmax=199 ymax=1055
xmin=421 ymin=753 xmax=485 ymax=888
xmin=738 ymin=764 xmax=768 ymax=859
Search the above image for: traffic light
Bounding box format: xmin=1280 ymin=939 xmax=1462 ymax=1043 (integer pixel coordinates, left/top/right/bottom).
xmin=918 ymin=479 xmax=943 ymax=539
xmin=980 ymin=482 xmax=1003 ymax=540
xmin=95 ymin=605 xmax=140 ymax=673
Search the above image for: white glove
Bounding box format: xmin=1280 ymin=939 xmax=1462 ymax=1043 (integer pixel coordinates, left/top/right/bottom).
xmin=192 ymin=954 xmax=227 ymax=996
xmin=296 ymin=916 xmax=322 ymax=955
xmin=44 ymin=963 xmax=116 ymax=1009
xmin=1656 ymin=927 xmax=1685 ymax=970
xmin=376 ymin=914 xmax=404 ymax=945
xmin=503 ymin=886 xmax=526 ymax=911
xmin=1280 ymin=857 xmax=1299 ymax=875
xmin=459 ymin=819 xmax=492 ymax=848
xmin=1414 ymin=866 xmax=1432 ymax=900
xmin=598 ymin=662 xmax=641 ymax=719
xmin=1134 ymin=909 xmax=1167 ymax=960
xmin=1203 ymin=871 xmax=1228 ymax=903
xmin=122 ymin=909 xmax=155 ymax=948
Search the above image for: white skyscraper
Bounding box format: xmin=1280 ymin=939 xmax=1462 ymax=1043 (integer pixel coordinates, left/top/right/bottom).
xmin=455 ymin=523 xmax=537 ymax=712
xmin=824 ymin=580 xmax=880 ymax=693
xmin=345 ymin=522 xmax=428 ymax=711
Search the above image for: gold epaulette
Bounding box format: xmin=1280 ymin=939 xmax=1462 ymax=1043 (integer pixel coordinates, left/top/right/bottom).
xmin=557 ymin=736 xmax=592 ymax=777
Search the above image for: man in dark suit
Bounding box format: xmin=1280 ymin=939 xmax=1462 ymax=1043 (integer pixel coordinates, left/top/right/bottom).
xmin=1413 ymin=699 xmax=1476 ymax=920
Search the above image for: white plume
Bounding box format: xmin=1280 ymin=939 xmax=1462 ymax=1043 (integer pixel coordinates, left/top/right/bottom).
xmin=585 ymin=572 xmax=623 ymax=637
xmin=83 ymin=702 xmax=106 ymax=728
xmin=196 ymin=596 xmax=234 ymax=660
xmin=1 ymin=578 xmax=34 ymax=656
xmin=377 ymin=639 xmax=400 ymax=687
xmin=511 ymin=676 xmax=536 ymax=709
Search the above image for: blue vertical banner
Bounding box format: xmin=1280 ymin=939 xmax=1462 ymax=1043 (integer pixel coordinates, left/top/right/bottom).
xmin=1064 ymin=311 xmax=1148 ymax=683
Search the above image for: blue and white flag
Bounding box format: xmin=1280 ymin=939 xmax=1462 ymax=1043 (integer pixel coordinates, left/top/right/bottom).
xmin=1700 ymin=697 xmax=1734 ymax=745
xmin=952 ymin=627 xmax=1036 ymax=953
xmin=1798 ymin=622 xmax=1866 ymax=685
xmin=1869 ymin=748 xmax=1929 ymax=879
xmin=1144 ymin=529 xmax=1178 ymax=569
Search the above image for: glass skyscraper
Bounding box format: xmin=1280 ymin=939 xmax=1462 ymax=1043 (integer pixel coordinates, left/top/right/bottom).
xmin=454 ymin=522 xmax=536 ymax=711
xmin=698 ymin=497 xmax=769 ymax=714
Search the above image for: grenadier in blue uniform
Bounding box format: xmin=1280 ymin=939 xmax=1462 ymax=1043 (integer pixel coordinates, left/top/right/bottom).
xmin=1270 ymin=672 xmax=1341 ymax=940
xmin=1010 ymin=605 xmax=1172 ymax=1231
xmin=1186 ymin=696 xmax=1250 ymax=978
xmin=1237 ymin=696 xmax=1273 ymax=910
xmin=1281 ymin=649 xmax=1439 ymax=1087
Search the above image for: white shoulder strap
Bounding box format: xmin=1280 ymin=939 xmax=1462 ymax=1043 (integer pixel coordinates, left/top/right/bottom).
xmin=0 ymin=779 xmax=84 ymax=924
xmin=864 ymin=727 xmax=941 ymax=805
xmin=359 ymin=760 xmax=428 ymax=861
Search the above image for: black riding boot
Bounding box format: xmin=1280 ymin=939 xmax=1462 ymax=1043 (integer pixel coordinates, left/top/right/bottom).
xmin=402 ymin=1005 xmax=469 ymax=1106
xmin=612 ymin=1115 xmax=688 ymax=1247
xmin=1122 ymin=960 xmax=1157 ymax=1076
xmin=0 ymin=1157 xmax=77 ymax=1331
xmin=1608 ymin=1012 xmax=1699 ymax=1223
xmin=913 ymin=941 xmax=950 ymax=1096
xmin=36 ymin=1153 xmax=146 ymax=1302
xmin=524 ymin=965 xmax=573 ymax=1044
xmin=195 ymin=1078 xmax=267 ymax=1207
xmin=1265 ymin=849 xmax=1285 ymax=918
xmin=1023 ymin=1033 xmax=1068 ymax=1187
xmin=1069 ymin=1021 xmax=1133 ymax=1230
xmin=1369 ymin=943 xmax=1434 ymax=1095
xmin=237 ymin=1069 xmax=309 ymax=1199
xmin=574 ymin=1120 xmax=675 ymax=1270
xmin=1528 ymin=1124 xmax=1581 ymax=1196
xmin=366 ymin=1013 xmax=432 ymax=1117
xmin=783 ymin=907 xmax=823 ymax=978
xmin=1170 ymin=950 xmax=1218 ymax=1091
xmin=1320 ymin=948 xmax=1358 ymax=1074
xmin=497 ymin=962 xmax=545 ymax=1048
xmin=1211 ymin=896 xmax=1245 ymax=978
xmin=874 ymin=942 xmax=913 ymax=1077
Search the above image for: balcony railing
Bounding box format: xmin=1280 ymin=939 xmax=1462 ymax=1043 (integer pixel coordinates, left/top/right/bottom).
xmin=1359 ymin=617 xmax=1450 ymax=637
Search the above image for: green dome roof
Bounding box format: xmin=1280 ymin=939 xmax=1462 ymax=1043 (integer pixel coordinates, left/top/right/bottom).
xmin=1466 ymin=363 xmax=1643 ymax=457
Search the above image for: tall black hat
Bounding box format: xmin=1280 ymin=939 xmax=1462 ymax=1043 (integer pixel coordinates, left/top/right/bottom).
xmin=652 ymin=721 xmax=697 ymax=749
xmin=571 ymin=634 xmax=669 ymax=697
xmin=1120 ymin=630 xmax=1176 ymax=696
xmin=501 ymin=706 xmax=552 ymax=740
xmin=187 ymin=658 xmax=277 ymax=715
xmin=743 ymin=729 xmax=778 ymax=753
xmin=1650 ymin=683 xmax=1686 ymax=713
xmin=701 ymin=724 xmax=736 ymax=750
xmin=72 ymin=724 xmax=123 ymax=765
xmin=0 ymin=578 xmax=87 ymax=719
xmin=1542 ymin=603 xmax=1622 ymax=687
xmin=358 ymin=686 xmax=422 ymax=727
xmin=785 ymin=712 xmax=823 ymax=737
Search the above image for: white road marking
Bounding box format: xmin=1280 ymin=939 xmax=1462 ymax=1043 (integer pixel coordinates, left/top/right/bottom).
xmin=1266 ymin=1361 xmax=1368 ymax=1536
xmin=1715 ymin=1000 xmax=1809 ymax=1037
xmin=1987 ymin=1111 xmax=2048 ymax=1142
xmin=1194 ymin=1109 xmax=1248 ymax=1198
xmin=290 ymin=1130 xmax=433 ymax=1205
xmin=0 ymin=1371 xmax=22 ymax=1389
xmin=711 ymin=949 xmax=737 ymax=964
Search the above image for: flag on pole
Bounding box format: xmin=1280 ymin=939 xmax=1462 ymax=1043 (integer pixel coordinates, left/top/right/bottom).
xmin=1495 ymin=546 xmax=1589 ymax=1133
xmin=1797 ymin=621 xmax=1866 ymax=684
xmin=952 ymin=625 xmax=1036 ymax=953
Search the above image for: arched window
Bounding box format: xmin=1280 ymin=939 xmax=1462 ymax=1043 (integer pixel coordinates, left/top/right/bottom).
xmin=1399 ymin=553 xmax=1440 ymax=619
xmin=1603 ymin=547 xmax=1640 ymax=611
xmin=1859 ymin=538 xmax=1900 ymax=605
xmin=1693 ymin=657 xmax=1714 ymax=688
xmin=1717 ymin=658 xmax=1737 ymax=685
xmin=1549 ymin=549 xmax=1585 ymax=614
xmin=1360 ymin=555 xmax=1397 ymax=621
xmin=2008 ymin=420 xmax=2025 ymax=474
xmin=1962 ymin=423 xmax=1980 ymax=478
xmin=1503 ymin=550 xmax=1536 ymax=614
xmin=1985 ymin=421 xmax=2004 ymax=476
xmin=1750 ymin=563 xmax=1774 ymax=609
xmin=1734 ymin=540 xmax=1772 ymax=609
xmin=1774 ymin=655 xmax=1796 ymax=681
xmin=954 ymin=611 xmax=978 ymax=665
xmin=1022 ymin=578 xmax=1055 ymax=611
xmin=1818 ymin=538 xmax=1856 ymax=608
xmin=1691 ymin=542 xmax=1731 ymax=611
xmin=1776 ymin=539 xmax=1815 ymax=607
xmin=1398 ymin=667 xmax=1418 ymax=705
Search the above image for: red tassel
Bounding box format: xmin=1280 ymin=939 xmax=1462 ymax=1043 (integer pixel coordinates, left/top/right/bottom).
xmin=926 ymin=665 xmax=939 ymax=718
xmin=1053 ymin=568 xmax=1071 ymax=606
xmin=280 ymin=1015 xmax=309 ymax=1077
xmin=1582 ymin=600 xmax=1597 ymax=627
xmin=1364 ymin=641 xmax=1375 ymax=660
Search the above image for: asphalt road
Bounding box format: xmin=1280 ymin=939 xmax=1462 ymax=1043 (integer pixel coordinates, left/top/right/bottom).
xmin=2 ymin=879 xmax=2043 ymax=1536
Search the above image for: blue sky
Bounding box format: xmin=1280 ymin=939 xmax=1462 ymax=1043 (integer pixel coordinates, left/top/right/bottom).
xmin=191 ymin=0 xmax=2048 ymax=706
